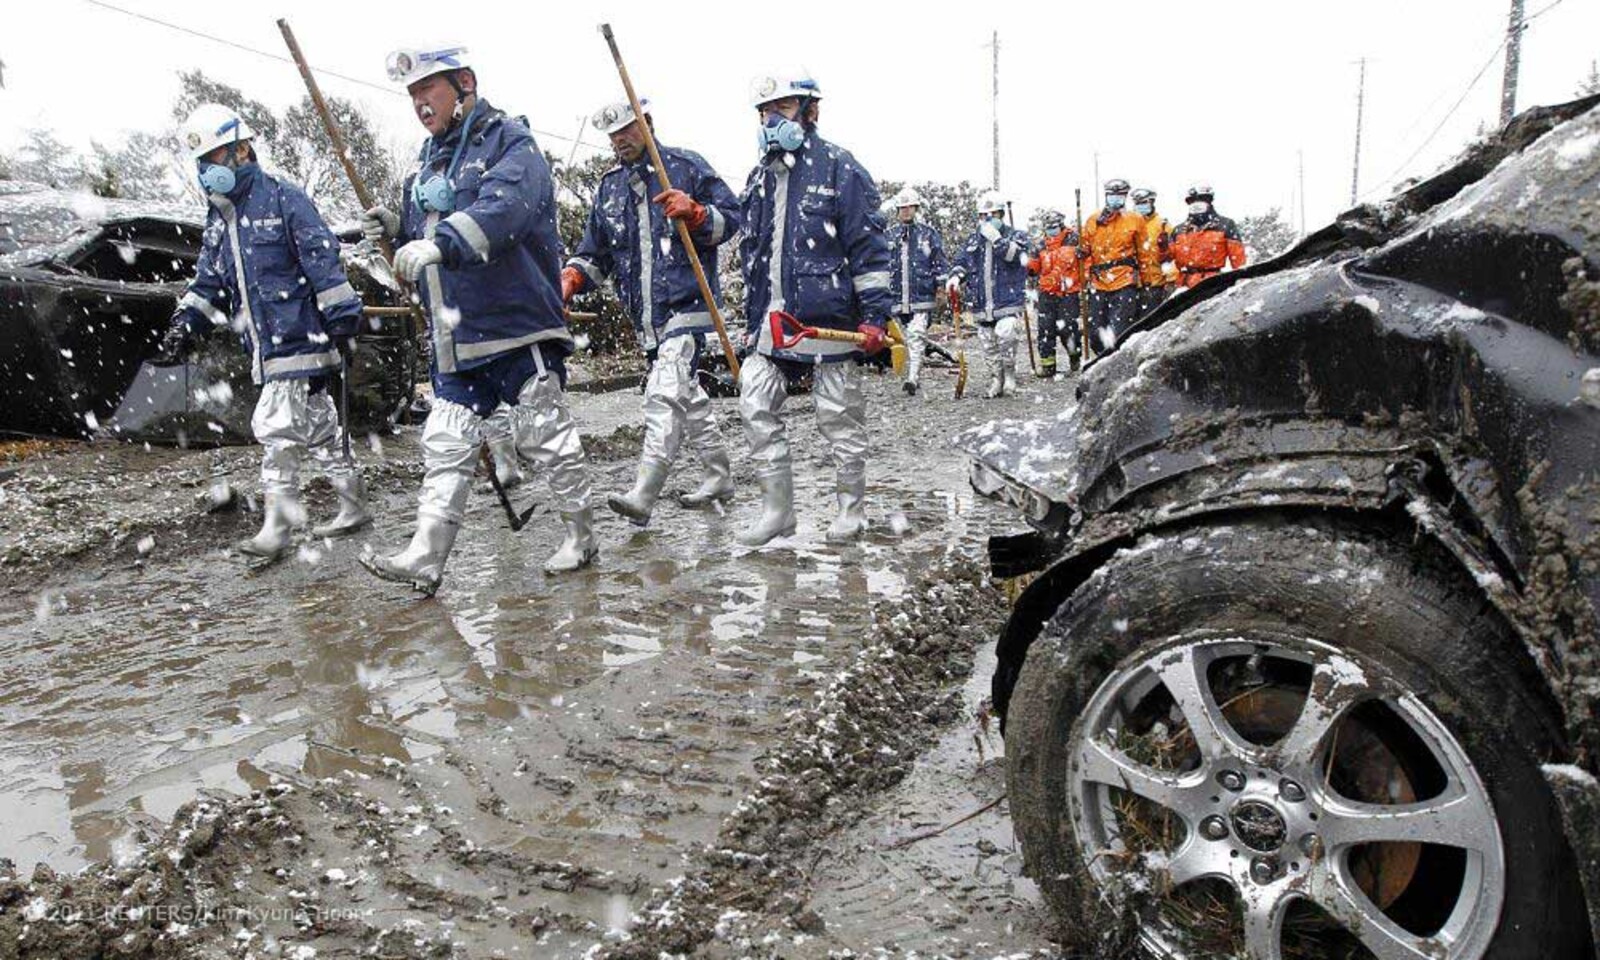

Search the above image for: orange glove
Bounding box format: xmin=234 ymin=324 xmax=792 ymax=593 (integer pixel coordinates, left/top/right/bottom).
xmin=653 ymin=188 xmax=708 ymax=230
xmin=856 ymin=323 xmax=886 ymax=355
xmin=560 ymin=266 xmax=585 ymax=304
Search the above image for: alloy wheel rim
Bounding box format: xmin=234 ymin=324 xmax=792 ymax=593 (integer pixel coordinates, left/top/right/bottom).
xmin=1065 ymin=634 xmax=1505 ymax=960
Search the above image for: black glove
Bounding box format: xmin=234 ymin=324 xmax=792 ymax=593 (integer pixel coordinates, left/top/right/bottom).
xmin=151 ymin=322 xmax=196 ymax=367
xmin=334 ymin=334 xmax=357 ymax=367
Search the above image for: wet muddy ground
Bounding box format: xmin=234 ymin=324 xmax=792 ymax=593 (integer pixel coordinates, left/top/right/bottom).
xmin=0 ymin=360 xmax=1068 ymax=958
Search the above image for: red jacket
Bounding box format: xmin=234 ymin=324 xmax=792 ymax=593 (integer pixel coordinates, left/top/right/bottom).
xmin=1030 ymin=229 xmax=1084 ymax=296
xmin=1171 ymin=211 xmax=1247 ymax=287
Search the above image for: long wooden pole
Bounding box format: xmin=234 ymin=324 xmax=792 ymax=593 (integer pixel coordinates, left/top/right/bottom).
xmin=277 ymin=18 xmax=423 ymax=418
xmin=598 ymin=23 xmax=740 ymax=380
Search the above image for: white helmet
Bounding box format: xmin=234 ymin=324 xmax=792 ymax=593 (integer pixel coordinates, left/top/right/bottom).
xmin=976 ymin=191 xmax=1006 ymax=215
xmin=749 ymin=70 xmax=822 ymax=109
xmin=179 ymin=103 xmax=254 ymax=160
xmin=891 ymin=187 xmax=922 ymax=208
xmin=385 ymin=45 xmax=471 ymax=87
xmin=592 ymin=98 xmax=650 ymax=135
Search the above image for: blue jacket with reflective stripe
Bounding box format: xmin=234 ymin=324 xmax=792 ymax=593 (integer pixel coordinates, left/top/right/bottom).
xmin=175 ymin=165 xmax=362 ymax=384
xmin=951 ymin=224 xmax=1032 ymax=321
xmin=567 ymin=145 xmax=740 ymax=351
xmin=400 ymin=102 xmax=570 ymax=374
xmin=737 ymin=132 xmax=893 ymax=362
xmin=887 ymin=220 xmax=948 ymax=314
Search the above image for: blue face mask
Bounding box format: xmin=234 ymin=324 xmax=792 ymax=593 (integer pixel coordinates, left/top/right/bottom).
xmin=757 ymin=109 xmax=806 ymax=153
xmin=1134 ymin=202 xmax=1154 ymax=216
xmin=198 ymin=162 xmax=235 ymax=196
xmin=414 ymin=101 xmax=480 ymax=214
xmin=1106 ymin=194 xmax=1127 ymax=211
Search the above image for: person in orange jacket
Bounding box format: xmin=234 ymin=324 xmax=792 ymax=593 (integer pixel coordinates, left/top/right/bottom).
xmin=1171 ymin=183 xmax=1246 ymax=288
xmin=1077 ymin=178 xmax=1160 ymax=351
xmin=1132 ymin=187 xmax=1174 ymax=317
xmin=1028 ymin=209 xmax=1085 ymax=377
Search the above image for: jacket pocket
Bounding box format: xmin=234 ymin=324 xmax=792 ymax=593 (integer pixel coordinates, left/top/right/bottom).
xmin=792 ymin=255 xmax=851 ymax=321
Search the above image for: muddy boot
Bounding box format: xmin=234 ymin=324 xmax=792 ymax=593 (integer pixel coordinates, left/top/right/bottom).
xmin=902 ymin=379 xmax=919 ymax=396
xmin=359 ymin=513 xmax=458 ymax=597
xmin=233 ymin=490 xmax=300 ymax=566
xmin=1038 ymin=356 xmax=1057 ymax=381
xmin=311 ymin=473 xmax=372 ymax=538
xmin=544 ymin=509 xmax=599 ymax=574
xmin=824 ymin=476 xmax=867 ymax=543
xmin=488 ymin=434 xmax=526 ymax=490
xmin=607 ymin=458 xmax=670 ymax=527
xmin=679 ymin=449 xmax=735 ymax=509
xmin=736 ymin=470 xmax=797 ymax=547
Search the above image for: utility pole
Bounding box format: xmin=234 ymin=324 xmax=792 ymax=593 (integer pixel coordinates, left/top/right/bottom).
xmin=1350 ymin=57 xmax=1367 ymax=206
xmin=988 ymin=30 xmax=1000 ymax=191
xmin=1499 ymin=0 xmax=1525 ymax=127
xmin=1298 ymin=149 xmax=1308 ymax=237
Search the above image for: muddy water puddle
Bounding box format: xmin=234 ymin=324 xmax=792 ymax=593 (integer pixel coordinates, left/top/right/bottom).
xmin=0 ymin=373 xmax=1056 ymax=951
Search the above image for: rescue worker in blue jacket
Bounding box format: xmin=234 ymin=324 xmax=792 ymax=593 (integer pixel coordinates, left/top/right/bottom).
xmin=737 ymin=69 xmax=894 ymax=546
xmin=947 ymin=191 xmax=1030 ymax=398
xmin=156 ymin=103 xmax=369 ymax=565
xmin=358 ymin=44 xmax=595 ymax=593
xmin=561 ymin=98 xmax=742 ymax=528
xmin=886 ymin=187 xmax=948 ymax=397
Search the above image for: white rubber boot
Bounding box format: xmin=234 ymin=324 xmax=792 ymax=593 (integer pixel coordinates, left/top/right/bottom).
xmin=359 ymin=513 xmax=459 ymax=597
xmin=678 ymin=449 xmax=735 ymax=509
xmin=736 ymin=470 xmax=797 ymax=547
xmin=544 ymin=509 xmax=598 ymax=573
xmin=824 ymin=475 xmax=867 ymax=543
xmin=607 ymin=458 xmax=670 ymax=527
xmin=311 ymin=473 xmax=372 ymax=538
xmin=234 ymin=490 xmax=301 ymax=565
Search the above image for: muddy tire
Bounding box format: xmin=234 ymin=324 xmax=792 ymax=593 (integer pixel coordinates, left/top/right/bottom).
xmin=1005 ymin=515 xmax=1593 ymax=959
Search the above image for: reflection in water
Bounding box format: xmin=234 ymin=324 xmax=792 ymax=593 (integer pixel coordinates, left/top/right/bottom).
xmin=0 ymin=428 xmax=996 ymax=895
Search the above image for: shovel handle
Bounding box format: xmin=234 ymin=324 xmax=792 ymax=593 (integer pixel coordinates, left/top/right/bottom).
xmin=768 ymin=311 xmax=900 ymax=350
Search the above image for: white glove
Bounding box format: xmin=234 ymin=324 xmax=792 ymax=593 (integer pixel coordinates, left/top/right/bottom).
xmin=1003 ymin=240 xmax=1022 ymax=263
xmin=945 ymin=275 xmax=962 ymax=295
xmin=361 ymin=206 xmax=400 ymax=244
xmin=979 ymin=221 xmax=1002 ymax=243
xmin=394 ymin=239 xmax=443 ymax=282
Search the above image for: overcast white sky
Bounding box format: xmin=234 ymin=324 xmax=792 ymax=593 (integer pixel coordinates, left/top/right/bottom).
xmin=4 ymin=0 xmax=1598 ymax=229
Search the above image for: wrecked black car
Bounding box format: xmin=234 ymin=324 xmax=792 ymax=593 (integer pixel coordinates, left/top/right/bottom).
xmin=961 ymin=95 xmax=1600 ymax=959
xmin=0 ymin=181 xmax=418 ymax=444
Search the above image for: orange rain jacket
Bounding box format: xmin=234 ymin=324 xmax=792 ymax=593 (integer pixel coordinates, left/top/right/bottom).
xmin=1141 ymin=215 xmax=1175 ymax=287
xmin=1030 ymin=228 xmax=1085 ymax=296
xmin=1077 ymin=209 xmax=1160 ymax=293
xmin=1171 ymin=211 xmax=1247 ymax=287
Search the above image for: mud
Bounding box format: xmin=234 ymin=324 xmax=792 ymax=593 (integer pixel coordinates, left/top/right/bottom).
xmin=0 ymin=363 xmax=1061 ymax=958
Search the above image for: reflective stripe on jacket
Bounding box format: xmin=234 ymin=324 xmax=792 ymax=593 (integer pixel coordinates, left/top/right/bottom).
xmin=1171 ymin=211 xmax=1247 ymax=287
xmin=738 ymin=131 xmax=894 ymax=363
xmin=400 ymin=101 xmax=570 ymax=374
xmin=568 ymin=144 xmax=741 ymax=351
xmin=1078 ymin=209 xmax=1159 ymax=293
xmin=176 ymin=164 xmax=361 ymax=385
xmin=888 ymin=220 xmax=949 ymax=313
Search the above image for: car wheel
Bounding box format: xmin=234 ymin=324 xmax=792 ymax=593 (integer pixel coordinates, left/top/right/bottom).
xmin=1005 ymin=515 xmax=1592 ymax=960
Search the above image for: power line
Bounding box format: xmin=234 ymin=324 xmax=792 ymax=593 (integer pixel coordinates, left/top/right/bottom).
xmin=78 ymin=0 xmax=597 ymax=152
xmin=1356 ymin=0 xmax=1569 ymax=202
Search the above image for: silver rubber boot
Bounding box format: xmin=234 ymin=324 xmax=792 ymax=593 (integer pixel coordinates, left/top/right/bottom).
xmin=824 ymin=474 xmax=867 ymax=543
xmin=679 ymin=448 xmax=735 ymax=508
xmin=544 ymin=508 xmax=598 ymax=574
xmin=1003 ymin=358 xmax=1019 ymax=396
xmin=311 ymin=473 xmax=372 ymax=538
xmin=985 ymin=370 xmax=1005 ymax=399
xmin=359 ymin=512 xmax=459 ymax=597
xmin=736 ymin=469 xmax=797 ymax=547
xmin=234 ymin=490 xmax=302 ymax=565
xmin=607 ymin=458 xmax=671 ymax=527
